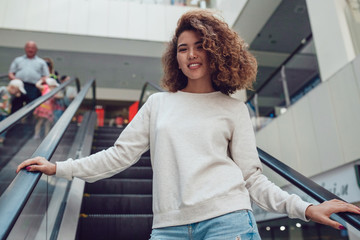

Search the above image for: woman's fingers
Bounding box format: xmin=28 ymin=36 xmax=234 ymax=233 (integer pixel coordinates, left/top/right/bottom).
xmin=318 ymin=217 xmax=344 ymax=230
xmin=16 ymin=157 xmax=44 ymax=173
xmin=26 ymin=163 xmax=54 ymax=175
xmin=16 ymin=156 xmax=55 ymax=175
xmin=306 ymin=200 xmax=360 ymax=230
xmin=326 ymin=199 xmax=360 ymax=214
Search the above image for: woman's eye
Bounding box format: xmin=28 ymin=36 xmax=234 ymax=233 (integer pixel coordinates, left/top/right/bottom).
xmin=178 ymin=48 xmax=186 ymax=52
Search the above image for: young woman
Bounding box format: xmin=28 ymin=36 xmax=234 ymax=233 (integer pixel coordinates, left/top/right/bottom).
xmin=17 ymin=9 xmax=360 ymax=240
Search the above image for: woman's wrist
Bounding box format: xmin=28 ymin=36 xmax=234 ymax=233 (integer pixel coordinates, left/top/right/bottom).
xmin=305 ymin=204 xmax=314 ymax=221
xmin=52 ymin=162 xmax=57 ymax=175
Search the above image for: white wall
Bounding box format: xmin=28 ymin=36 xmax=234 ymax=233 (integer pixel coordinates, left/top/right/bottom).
xmin=305 ymin=0 xmax=356 ymax=81
xmin=0 ymin=0 xmax=248 ymax=44
xmin=0 ymin=0 xmax=194 ymax=42
xmin=215 ymin=0 xmax=247 ymax=27
xmin=256 ymin=55 xmax=360 ymax=177
xmin=85 ymin=88 xmax=141 ymax=101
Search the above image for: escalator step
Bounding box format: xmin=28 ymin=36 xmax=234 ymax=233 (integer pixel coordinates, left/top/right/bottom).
xmin=77 ymin=214 xmax=153 ymax=240
xmin=93 ymin=131 xmax=123 ymax=137
xmin=111 ymin=167 xmax=152 ymax=179
xmin=82 ymin=194 xmax=152 ymax=214
xmin=85 ymin=179 xmax=152 ymax=194
xmin=134 ymin=157 xmax=151 ymax=167
xmin=92 ymin=139 xmax=119 ymax=147
xmin=77 ymin=126 xmax=153 ymax=240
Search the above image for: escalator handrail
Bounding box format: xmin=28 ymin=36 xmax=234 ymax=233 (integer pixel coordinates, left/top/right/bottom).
xmin=258 ymin=148 xmax=360 ymax=230
xmin=138 ymin=81 xmax=164 ymax=110
xmin=0 ymin=77 xmax=80 ymax=134
xmin=138 ymin=81 xmax=360 ymax=231
xmin=0 ymin=78 xmax=96 ymax=240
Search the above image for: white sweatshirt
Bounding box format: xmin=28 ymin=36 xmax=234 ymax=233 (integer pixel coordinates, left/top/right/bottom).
xmin=56 ymin=91 xmax=311 ymax=228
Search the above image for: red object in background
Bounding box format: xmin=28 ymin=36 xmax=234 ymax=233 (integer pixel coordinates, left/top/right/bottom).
xmin=128 ymin=101 xmax=139 ymax=122
xmin=77 ymin=115 xmax=83 ymax=124
xmin=116 ymin=116 xmax=124 ymax=126
xmin=95 ymin=105 xmax=105 ymax=126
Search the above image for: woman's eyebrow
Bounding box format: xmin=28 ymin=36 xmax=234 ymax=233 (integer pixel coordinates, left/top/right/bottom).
xmin=178 ymin=43 xmax=187 ymax=48
xmin=177 ymin=41 xmax=203 ymax=48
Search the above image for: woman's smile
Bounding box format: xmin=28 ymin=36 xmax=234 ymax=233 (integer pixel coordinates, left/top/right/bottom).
xmin=188 ymin=62 xmax=202 ymax=69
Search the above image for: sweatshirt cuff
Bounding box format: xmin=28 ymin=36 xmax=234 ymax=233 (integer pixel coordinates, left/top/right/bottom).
xmin=296 ymin=200 xmax=313 ymax=222
xmin=55 ymin=158 xmax=74 ymax=181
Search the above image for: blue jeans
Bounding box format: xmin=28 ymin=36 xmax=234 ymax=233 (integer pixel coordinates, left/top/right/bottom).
xmin=150 ymin=210 xmax=261 ymax=240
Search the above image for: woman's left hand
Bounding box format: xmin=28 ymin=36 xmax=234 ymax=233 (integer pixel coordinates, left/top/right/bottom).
xmin=305 ymin=199 xmax=360 ymax=229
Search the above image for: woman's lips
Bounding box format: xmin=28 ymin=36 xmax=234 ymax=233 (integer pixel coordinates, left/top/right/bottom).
xmin=188 ymin=63 xmax=201 ymax=69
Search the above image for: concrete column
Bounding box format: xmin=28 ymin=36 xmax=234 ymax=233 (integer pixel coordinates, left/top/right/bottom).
xmin=306 ymin=0 xmax=356 ymax=81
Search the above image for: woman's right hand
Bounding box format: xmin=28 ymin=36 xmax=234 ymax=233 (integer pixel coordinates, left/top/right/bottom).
xmin=16 ymin=156 xmax=56 ymax=175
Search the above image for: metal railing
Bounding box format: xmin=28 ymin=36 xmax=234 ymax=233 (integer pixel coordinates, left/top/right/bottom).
xmin=138 ymin=81 xmax=164 ymax=110
xmin=0 ymin=78 xmax=96 ymax=240
xmin=0 ymin=77 xmax=81 ymax=135
xmin=258 ymin=148 xmax=360 ymax=230
xmin=246 ymin=34 xmax=314 ymax=104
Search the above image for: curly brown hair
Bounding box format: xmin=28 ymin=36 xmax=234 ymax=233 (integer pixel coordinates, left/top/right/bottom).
xmin=161 ymin=9 xmax=257 ymax=95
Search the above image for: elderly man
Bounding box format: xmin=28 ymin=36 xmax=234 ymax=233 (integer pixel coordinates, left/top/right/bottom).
xmin=8 ymin=41 xmax=49 ymax=112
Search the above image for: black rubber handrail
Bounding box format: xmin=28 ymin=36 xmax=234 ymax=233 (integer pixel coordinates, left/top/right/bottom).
xmin=0 ymin=77 xmax=80 ymax=134
xmin=0 ymin=78 xmax=96 ymax=240
xmin=258 ymin=148 xmax=360 ymax=230
xmin=138 ymin=81 xmax=164 ymax=110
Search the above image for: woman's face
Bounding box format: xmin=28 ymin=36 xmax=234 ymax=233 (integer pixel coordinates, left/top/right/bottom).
xmin=176 ymin=30 xmax=211 ymax=84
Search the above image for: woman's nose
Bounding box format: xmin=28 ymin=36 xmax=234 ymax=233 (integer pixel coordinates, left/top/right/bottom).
xmin=188 ymin=49 xmax=197 ymax=59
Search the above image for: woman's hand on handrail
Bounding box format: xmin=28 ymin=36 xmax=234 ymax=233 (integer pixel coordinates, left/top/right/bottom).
xmin=16 ymin=156 xmax=56 ymax=175
xmin=305 ymin=199 xmax=360 ymax=229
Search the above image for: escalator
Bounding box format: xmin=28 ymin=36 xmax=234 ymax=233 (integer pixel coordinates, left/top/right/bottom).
xmin=0 ymin=76 xmax=86 ymax=239
xmin=0 ymin=80 xmax=359 ymax=240
xmin=76 ymin=126 xmax=153 ymax=239
xmin=5 ymin=123 xmax=78 ymax=240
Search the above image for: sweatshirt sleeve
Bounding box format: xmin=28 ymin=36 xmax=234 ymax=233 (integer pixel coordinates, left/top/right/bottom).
xmin=56 ymin=94 xmax=154 ymax=182
xmin=229 ymin=102 xmax=311 ymax=221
